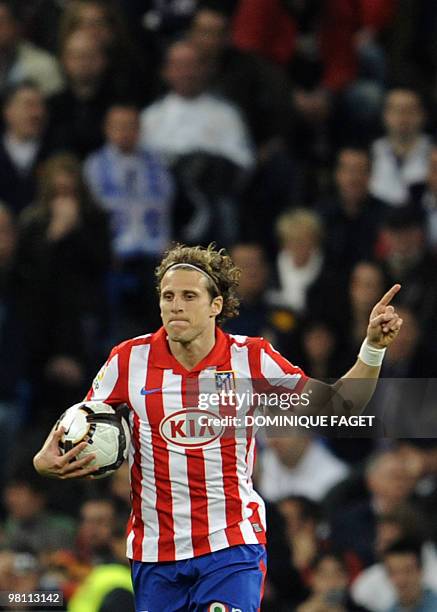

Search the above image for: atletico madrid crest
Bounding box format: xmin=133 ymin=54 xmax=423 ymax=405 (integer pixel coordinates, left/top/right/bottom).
xmin=215 ymin=370 xmax=236 ymax=394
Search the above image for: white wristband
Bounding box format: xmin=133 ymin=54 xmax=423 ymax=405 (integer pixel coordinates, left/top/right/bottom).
xmin=358 ymin=338 xmax=386 ymax=367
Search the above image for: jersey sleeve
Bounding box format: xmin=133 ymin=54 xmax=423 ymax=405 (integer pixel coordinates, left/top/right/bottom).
xmin=85 ymin=344 xmax=128 ymax=407
xmin=259 ymin=339 xmax=308 ymax=395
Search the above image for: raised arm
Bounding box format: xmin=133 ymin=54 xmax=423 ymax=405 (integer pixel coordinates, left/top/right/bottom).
xmin=303 ymin=284 xmax=403 ymax=416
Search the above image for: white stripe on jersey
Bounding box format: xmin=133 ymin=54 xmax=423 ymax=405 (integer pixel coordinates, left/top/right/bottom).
xmin=261 ymin=347 xmax=302 ymax=390
xmin=161 ymin=369 xmax=194 ymax=559
xmin=128 ymin=344 xmax=160 ymax=561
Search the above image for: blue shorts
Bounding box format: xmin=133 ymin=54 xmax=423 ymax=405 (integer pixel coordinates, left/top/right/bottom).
xmin=131 ymin=544 xmax=267 ymax=612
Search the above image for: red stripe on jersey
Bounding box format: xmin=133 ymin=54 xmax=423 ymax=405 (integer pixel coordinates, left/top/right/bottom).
xmin=144 ymin=365 xmax=176 ymax=561
xmin=183 ymin=376 xmax=211 ymax=556
xmin=130 ymin=411 xmax=144 ymax=559
xmin=219 ymin=355 xmax=243 ymax=547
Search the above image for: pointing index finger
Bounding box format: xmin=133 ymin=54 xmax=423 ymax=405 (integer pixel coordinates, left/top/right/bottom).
xmin=378 ymin=284 xmax=401 ymax=307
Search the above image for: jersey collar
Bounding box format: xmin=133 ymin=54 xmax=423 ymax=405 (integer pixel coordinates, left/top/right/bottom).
xmin=149 ymin=326 xmax=229 ymax=373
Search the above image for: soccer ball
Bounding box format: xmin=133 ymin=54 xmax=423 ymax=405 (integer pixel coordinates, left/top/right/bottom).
xmin=57 ymin=401 xmax=130 ymax=479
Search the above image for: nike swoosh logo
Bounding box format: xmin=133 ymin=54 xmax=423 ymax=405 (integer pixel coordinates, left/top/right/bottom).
xmin=140 ymin=387 xmax=162 ymax=396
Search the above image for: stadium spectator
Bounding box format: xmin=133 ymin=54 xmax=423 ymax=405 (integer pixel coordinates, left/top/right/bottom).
xmin=140 ymin=39 xmax=254 ymax=170
xmin=352 ymin=506 xmax=437 ymax=612
xmin=141 ymin=40 xmax=253 ymax=245
xmin=1 ymin=470 xmax=76 ymax=553
xmin=276 ymin=496 xmax=328 ymax=583
xmin=257 ymin=434 xmax=349 ymax=503
xmin=296 ymin=552 xmax=370 ymax=612
xmin=298 ymin=319 xmax=346 ymax=380
xmin=84 ymin=104 xmax=173 ymax=261
xmin=369 ymin=88 xmax=431 ymax=207
xmin=58 ymin=0 xmax=150 ymax=106
xmin=0 ymin=0 xmax=63 ymax=96
xmin=329 ymin=451 xmax=418 ymax=567
xmin=331 ymin=261 xmax=387 ymax=363
xmin=15 ymin=153 xmax=111 ymax=429
xmin=0 ymin=204 xmax=23 ymax=485
xmin=48 ymin=30 xmax=115 ymax=159
xmin=383 ymin=539 xmax=437 ymax=612
xmin=84 ymin=103 xmax=173 ymax=337
xmin=268 ymin=208 xmax=345 ymax=318
xmin=317 ymin=148 xmax=387 ymax=270
xmin=0 ymin=81 xmax=55 ymax=214
xmin=378 ymin=207 xmax=437 ymax=339
xmin=411 ymin=145 xmax=437 ymax=252
xmin=189 ymin=4 xmax=291 ymax=150
xmin=224 ymin=243 xmax=273 ymax=337
xmin=68 ymin=522 xmax=134 ymax=612
xmin=232 ymin=0 xmax=394 ymax=92
xmin=75 ymin=498 xmax=116 ymax=566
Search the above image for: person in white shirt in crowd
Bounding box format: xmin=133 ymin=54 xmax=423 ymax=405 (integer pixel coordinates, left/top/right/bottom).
xmin=257 ymin=434 xmax=349 ymax=503
xmin=0 ymin=0 xmax=63 ymax=96
xmin=369 ymin=88 xmax=432 ymax=207
xmin=140 ymin=39 xmax=254 ymax=170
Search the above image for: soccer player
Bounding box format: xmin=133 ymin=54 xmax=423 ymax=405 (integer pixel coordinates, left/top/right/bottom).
xmin=34 ymin=244 xmax=403 ymax=611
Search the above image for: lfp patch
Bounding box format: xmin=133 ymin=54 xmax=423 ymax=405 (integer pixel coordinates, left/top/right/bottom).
xmin=215 ymin=370 xmax=236 ymax=394
xmin=92 ymin=363 xmax=108 ymax=392
xmin=208 ymin=604 xmax=229 ymax=612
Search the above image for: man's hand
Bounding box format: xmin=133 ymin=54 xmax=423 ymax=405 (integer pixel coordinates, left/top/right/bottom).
xmin=33 ymin=426 xmax=98 ymax=479
xmin=367 ymin=284 xmax=403 ymax=349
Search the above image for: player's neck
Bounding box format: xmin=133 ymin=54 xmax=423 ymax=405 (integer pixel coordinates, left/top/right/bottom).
xmin=168 ymin=328 xmax=216 ymax=371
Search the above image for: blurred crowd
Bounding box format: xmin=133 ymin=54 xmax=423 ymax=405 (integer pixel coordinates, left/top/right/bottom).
xmin=0 ymin=0 xmax=437 ymax=610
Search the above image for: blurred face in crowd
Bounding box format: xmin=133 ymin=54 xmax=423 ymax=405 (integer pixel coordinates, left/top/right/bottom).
xmin=283 ymin=225 xmax=320 ymax=267
xmin=335 ymin=149 xmax=370 ymax=206
xmin=73 ymin=2 xmax=114 ymax=47
xmin=4 ymin=87 xmax=46 ymax=140
xmin=303 ymin=323 xmax=335 ymax=363
xmin=383 ymin=90 xmax=424 ymax=142
xmin=3 ymin=483 xmax=44 ymax=520
xmin=0 ymin=3 xmax=18 ymax=51
xmin=163 ymin=42 xmax=208 ymax=98
xmin=62 ymin=30 xmax=107 ymax=86
xmin=385 ymin=552 xmax=423 ymax=606
xmin=79 ymin=500 xmax=115 ymax=546
xmin=50 ymin=169 xmax=79 ymax=199
xmin=311 ymin=556 xmax=348 ymax=597
xmin=105 ymin=106 xmax=140 ymax=153
xmin=366 ymin=452 xmax=416 ymax=512
xmin=190 ymin=9 xmax=229 ymax=58
xmin=383 ymin=223 xmax=425 ymax=268
xmin=350 ymin=262 xmax=385 ymax=314
xmin=427 ymin=148 xmax=437 ymax=193
xmin=0 ymin=205 xmax=15 ymax=266
xmin=230 ymin=244 xmax=268 ymax=302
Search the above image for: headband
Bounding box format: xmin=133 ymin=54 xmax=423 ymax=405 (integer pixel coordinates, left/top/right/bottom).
xmin=164 ymin=263 xmax=221 ymax=294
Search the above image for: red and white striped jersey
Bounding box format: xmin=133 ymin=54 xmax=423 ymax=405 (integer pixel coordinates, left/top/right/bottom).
xmin=86 ymin=326 xmax=307 ymax=562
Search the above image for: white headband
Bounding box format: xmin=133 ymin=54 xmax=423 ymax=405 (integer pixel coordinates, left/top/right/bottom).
xmin=164 ymin=263 xmax=220 ymax=294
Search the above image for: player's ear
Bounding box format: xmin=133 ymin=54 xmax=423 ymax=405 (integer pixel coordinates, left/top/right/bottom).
xmin=210 ymin=296 xmax=223 ymax=317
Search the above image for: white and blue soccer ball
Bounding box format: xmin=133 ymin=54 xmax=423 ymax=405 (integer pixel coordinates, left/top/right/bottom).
xmin=57 ymin=401 xmax=130 ymax=479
